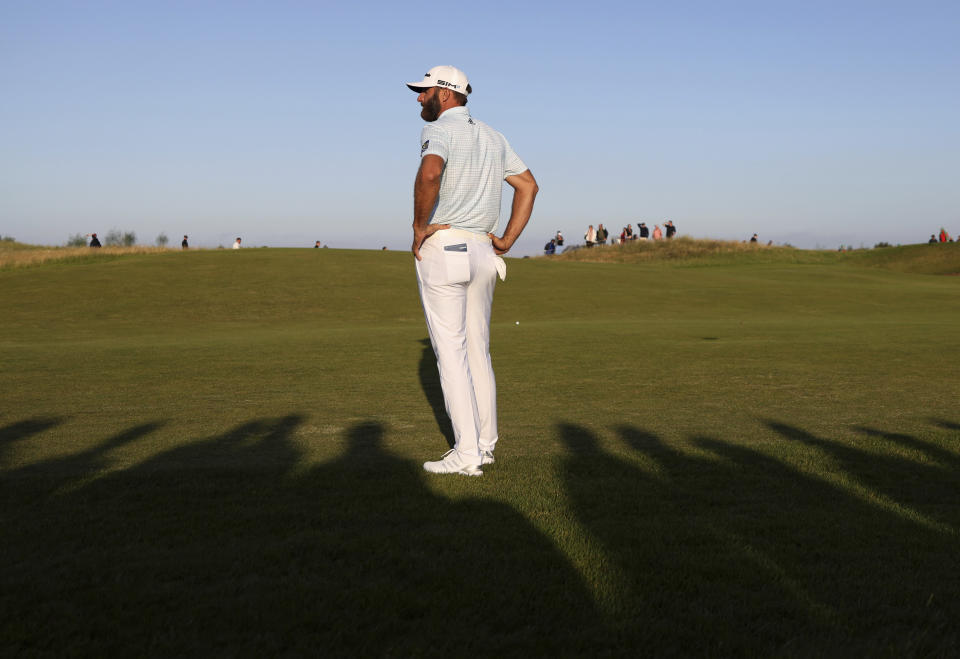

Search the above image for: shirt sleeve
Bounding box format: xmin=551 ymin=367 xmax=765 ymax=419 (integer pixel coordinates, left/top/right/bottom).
xmin=419 ymin=124 xmax=449 ymax=162
xmin=502 ymin=137 xmax=527 ymax=178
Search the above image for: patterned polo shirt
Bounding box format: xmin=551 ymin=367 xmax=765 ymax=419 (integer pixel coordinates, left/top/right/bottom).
xmin=419 ymin=106 xmax=528 ymax=234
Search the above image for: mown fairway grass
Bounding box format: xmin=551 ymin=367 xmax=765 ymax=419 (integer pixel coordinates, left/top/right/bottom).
xmin=2 ymin=243 xmax=959 ymax=655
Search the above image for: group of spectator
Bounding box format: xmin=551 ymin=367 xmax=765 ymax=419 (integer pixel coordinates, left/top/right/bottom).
xmin=583 ymin=220 xmax=676 ymax=247
xmin=544 ymin=221 xmax=682 ymax=254
xmin=929 ymin=228 xmax=954 ymax=243
xmin=544 ymin=230 xmax=565 ymax=255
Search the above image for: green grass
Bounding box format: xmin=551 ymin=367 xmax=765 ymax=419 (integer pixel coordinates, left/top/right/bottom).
xmin=2 ymin=246 xmax=959 ymax=655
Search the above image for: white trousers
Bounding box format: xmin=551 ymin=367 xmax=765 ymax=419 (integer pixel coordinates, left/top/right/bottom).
xmin=416 ymin=228 xmax=502 ymax=466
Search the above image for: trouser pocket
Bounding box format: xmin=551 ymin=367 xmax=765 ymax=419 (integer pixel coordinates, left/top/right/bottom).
xmin=418 ymin=241 xmax=471 ymax=286
xmin=440 ymin=243 xmax=470 ymax=284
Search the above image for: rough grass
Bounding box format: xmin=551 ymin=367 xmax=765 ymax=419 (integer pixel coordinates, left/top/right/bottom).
xmin=556 ymin=235 xmax=817 ymax=264
xmin=845 ymin=241 xmax=960 ymax=275
xmin=0 ymin=243 xmax=181 ymax=269
xmin=554 ymin=235 xmax=960 ymax=274
xmin=2 ymin=247 xmax=959 ymax=655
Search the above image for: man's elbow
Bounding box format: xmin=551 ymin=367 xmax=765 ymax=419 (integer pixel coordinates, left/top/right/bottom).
xmin=417 ymin=169 xmax=442 ymax=186
xmin=526 ymin=181 xmax=539 ymax=201
xmin=526 ymin=172 xmax=540 ymax=198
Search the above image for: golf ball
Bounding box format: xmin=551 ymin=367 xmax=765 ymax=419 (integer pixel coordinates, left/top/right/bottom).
xmin=515 ymin=321 xmax=520 ymax=325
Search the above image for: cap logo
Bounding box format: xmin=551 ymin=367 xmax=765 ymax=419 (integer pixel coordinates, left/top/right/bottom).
xmin=437 ymin=79 xmax=460 ymax=90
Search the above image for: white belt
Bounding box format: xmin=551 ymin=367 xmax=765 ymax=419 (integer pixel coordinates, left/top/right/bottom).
xmin=442 ymin=227 xmax=492 ymax=242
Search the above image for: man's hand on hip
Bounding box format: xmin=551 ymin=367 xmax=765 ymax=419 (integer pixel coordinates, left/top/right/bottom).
xmin=412 ymin=224 xmax=450 ymax=261
xmin=488 ymin=234 xmax=513 ymax=255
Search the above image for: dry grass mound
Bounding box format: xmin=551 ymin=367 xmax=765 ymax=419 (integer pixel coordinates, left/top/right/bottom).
xmin=0 ymin=244 xmax=177 ymax=269
xmin=552 ymin=236 xmax=829 ymax=265
xmin=551 ymin=236 xmax=960 ymax=274
xmin=847 ymin=241 xmax=960 ymax=275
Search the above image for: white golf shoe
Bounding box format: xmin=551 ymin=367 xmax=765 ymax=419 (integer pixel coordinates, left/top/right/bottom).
xmin=423 ymin=449 xmax=482 ymax=476
xmin=480 ymin=450 xmax=495 ymax=465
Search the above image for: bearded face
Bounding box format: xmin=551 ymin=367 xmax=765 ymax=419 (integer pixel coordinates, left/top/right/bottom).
xmin=420 ymin=88 xmax=443 ymax=122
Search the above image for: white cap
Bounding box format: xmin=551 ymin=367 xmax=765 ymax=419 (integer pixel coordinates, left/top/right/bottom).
xmin=406 ymin=65 xmax=470 ymax=95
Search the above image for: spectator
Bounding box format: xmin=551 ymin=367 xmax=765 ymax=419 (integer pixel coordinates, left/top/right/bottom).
xmin=665 ymin=220 xmax=676 ymax=239
xmin=555 ymin=230 xmax=564 ymax=246
xmin=652 ymin=225 xmax=663 ymax=240
xmin=596 ymin=223 xmax=609 ymax=245
xmin=182 ymin=235 xmax=189 ymax=249
xmin=638 ymin=222 xmax=649 ymax=240
xmin=544 ymin=238 xmax=556 ymax=255
xmin=625 ymin=224 xmax=635 ymax=241
xmin=585 ymin=224 xmax=596 ymax=248
xmin=940 ymin=228 xmax=949 ymax=243
xmin=929 ymin=234 xmax=938 ymax=244
xmin=233 ymin=237 xmax=242 ymax=249
xmin=89 ymin=233 xmax=101 ymax=248
xmin=750 ymin=233 xmax=758 ymax=243
xmin=315 ymin=241 xmax=322 ymax=248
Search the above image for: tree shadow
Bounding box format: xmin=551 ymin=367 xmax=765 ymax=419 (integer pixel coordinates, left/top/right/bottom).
xmin=2 ymin=416 xmax=603 ymax=654
xmin=417 ymin=337 xmax=454 ymax=449
xmin=557 ymin=421 xmax=960 ymax=654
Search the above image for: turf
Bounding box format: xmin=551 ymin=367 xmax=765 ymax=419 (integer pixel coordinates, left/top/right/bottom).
xmin=2 ymin=245 xmax=959 ymax=655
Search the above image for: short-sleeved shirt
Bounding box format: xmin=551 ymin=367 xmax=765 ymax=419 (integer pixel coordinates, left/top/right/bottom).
xmin=419 ymin=106 xmax=527 ymax=234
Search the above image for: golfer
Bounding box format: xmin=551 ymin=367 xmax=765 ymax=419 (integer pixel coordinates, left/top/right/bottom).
xmin=408 ymin=65 xmax=538 ymax=476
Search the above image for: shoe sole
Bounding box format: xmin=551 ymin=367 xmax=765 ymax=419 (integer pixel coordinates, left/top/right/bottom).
xmin=422 ymin=465 xmax=483 ymax=476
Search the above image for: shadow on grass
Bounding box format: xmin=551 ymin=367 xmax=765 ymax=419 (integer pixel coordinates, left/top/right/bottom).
xmin=768 ymin=420 xmax=960 ymax=528
xmin=417 ymin=337 xmax=454 ymax=449
xmin=0 ymin=416 xmax=66 ymax=465
xmin=1 ymin=416 xmax=602 ymax=654
xmin=5 ymin=420 xmax=167 ymax=480
xmin=557 ymin=421 xmax=960 ymax=655
xmin=930 ymin=418 xmax=960 ymax=432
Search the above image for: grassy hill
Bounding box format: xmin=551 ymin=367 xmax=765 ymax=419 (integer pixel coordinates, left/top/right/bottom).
xmin=554 ymin=235 xmax=960 ymax=274
xmin=2 ymin=246 xmax=959 ymax=654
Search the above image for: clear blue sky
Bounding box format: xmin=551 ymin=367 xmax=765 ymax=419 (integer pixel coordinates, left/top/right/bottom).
xmin=2 ymin=0 xmax=958 ymax=253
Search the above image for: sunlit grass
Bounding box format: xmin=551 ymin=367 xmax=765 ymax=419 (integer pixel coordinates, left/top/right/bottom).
xmin=2 ymin=247 xmax=958 ymax=654
xmin=0 ymin=243 xmax=184 ymax=269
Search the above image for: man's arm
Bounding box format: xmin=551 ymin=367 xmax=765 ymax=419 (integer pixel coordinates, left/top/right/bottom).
xmin=489 ymin=169 xmax=538 ymax=255
xmin=412 ymin=154 xmax=450 ymax=260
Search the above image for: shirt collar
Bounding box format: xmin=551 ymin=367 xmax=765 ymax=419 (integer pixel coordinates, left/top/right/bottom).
xmin=438 ymin=105 xmax=470 ymax=120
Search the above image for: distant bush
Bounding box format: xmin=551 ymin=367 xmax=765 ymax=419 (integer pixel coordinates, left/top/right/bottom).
xmin=66 ymin=234 xmax=88 ymax=247
xmin=104 ymin=230 xmax=137 ymax=247
xmin=874 ymin=242 xmax=891 ymax=248
xmin=156 ymin=233 xmax=169 ymax=247
xmin=1 ymin=235 xmax=15 ymax=243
